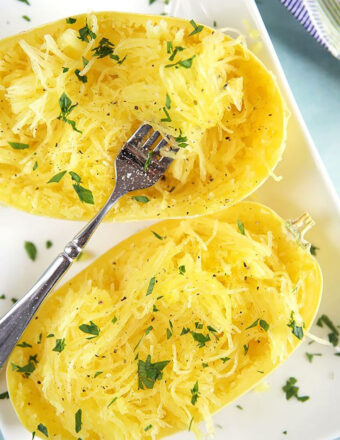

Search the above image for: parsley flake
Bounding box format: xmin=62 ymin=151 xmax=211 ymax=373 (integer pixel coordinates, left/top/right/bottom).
xmin=243 ymin=344 xmax=249 ymax=355
xmin=310 ymin=244 xmax=319 ymax=256
xmin=75 ymin=69 xmax=87 ymax=83
xmin=78 ymin=20 xmax=96 ymax=42
xmin=52 ymin=338 xmax=66 ymax=353
xmin=92 ymin=37 xmax=114 ymax=58
xmin=305 ymin=352 xmax=322 ymax=363
xmin=32 ymin=161 xmax=38 ymax=170
xmin=66 ymin=17 xmax=77 ymax=24
xmin=37 ymin=423 xmax=48 ymax=437
xmin=165 ymin=93 xmax=171 ymax=109
xmin=8 ymin=142 xmax=29 ymax=150
xmin=179 ymin=265 xmax=186 ymax=275
xmin=133 ymin=195 xmax=149 ymax=203
xmin=17 ymin=0 xmax=30 ymax=4
xmin=317 ymin=314 xmax=339 ymax=346
xmin=161 ymin=106 xmax=171 ymax=122
xmin=151 ymin=231 xmax=163 ymax=240
xmin=146 ymin=277 xmax=156 ymax=296
xmin=174 ymin=129 xmax=188 ymax=148
xmin=47 ymin=170 xmax=67 ymax=183
xmin=75 ymin=409 xmax=82 ymax=433
xmin=69 ymin=171 xmax=81 ymax=183
xmin=190 ymin=381 xmax=200 ymax=405
xmin=12 ymin=361 xmax=35 ymax=377
xmin=138 ymin=355 xmax=170 ymax=389
xmin=24 ymin=241 xmax=37 ymax=261
xmin=62 ymin=67 xmax=69 ymax=73
xmin=282 ymin=377 xmax=309 ymax=402
xmin=94 ymin=371 xmax=103 ymax=378
xmin=181 ymin=327 xmax=190 ymax=335
xmin=287 ymin=311 xmax=304 ymax=340
xmin=165 ymin=55 xmax=196 ymax=69
xmin=112 ymin=316 xmax=118 ymax=324
xmin=144 ymin=151 xmax=153 ymax=171
xmin=57 ymin=92 xmax=82 ymax=133
xmin=0 ymin=391 xmax=9 ymax=399
xmin=22 ymin=15 xmax=30 ymax=21
xmin=144 ymin=424 xmax=152 ymax=432
xmin=46 ymin=240 xmax=53 ymax=249
xmin=79 ymin=321 xmax=100 ymax=339
xmin=237 ymin=220 xmax=245 ymax=235
xmin=73 ymin=184 xmax=94 ymax=204
xmin=190 ymin=331 xmax=210 ymax=348
xmin=17 ymin=341 xmax=32 ymax=348
xmin=188 ymin=417 xmax=194 ymax=431
xmin=188 ymin=19 xmax=204 ymax=36
xmin=107 ymin=396 xmax=117 ymax=407
xmin=221 ymin=357 xmax=230 ymax=363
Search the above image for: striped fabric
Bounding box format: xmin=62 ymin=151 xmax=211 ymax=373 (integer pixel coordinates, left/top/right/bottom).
xmin=281 ymin=0 xmax=340 ymax=59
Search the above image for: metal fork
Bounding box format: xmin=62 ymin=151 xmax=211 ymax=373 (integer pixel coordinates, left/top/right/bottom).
xmin=0 ymin=124 xmax=176 ymax=369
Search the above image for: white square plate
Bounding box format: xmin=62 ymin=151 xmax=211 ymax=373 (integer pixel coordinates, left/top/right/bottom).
xmin=0 ymin=1 xmax=339 ymax=439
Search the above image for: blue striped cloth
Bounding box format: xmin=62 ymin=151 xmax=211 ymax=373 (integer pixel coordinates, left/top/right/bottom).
xmin=281 ymin=0 xmax=340 ymax=59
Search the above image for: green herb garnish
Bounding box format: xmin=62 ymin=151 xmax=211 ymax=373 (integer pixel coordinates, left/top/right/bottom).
xmin=165 ymin=55 xmax=196 ymax=69
xmin=78 ymin=20 xmax=96 ymax=42
xmin=138 ymin=355 xmax=170 ymax=389
xmin=57 ymin=92 xmax=82 ymax=133
xmin=0 ymin=294 xmax=5 ymax=299
xmin=236 ymin=405 xmax=243 ymax=410
xmin=165 ymin=93 xmax=171 ymax=109
xmin=22 ymin=15 xmax=30 ymax=21
xmin=151 ymin=231 xmax=163 ymax=240
xmin=190 ymin=380 xmax=200 ymax=405
xmin=282 ymin=377 xmax=309 ymax=402
xmin=160 ymin=106 xmax=171 ymax=122
xmin=79 ymin=321 xmax=100 ymax=339
xmin=75 ymin=69 xmax=87 ymax=83
xmin=11 ymin=297 xmax=18 ymax=304
xmin=179 ymin=265 xmax=186 ymax=275
xmin=202 ymin=362 xmax=208 ymax=368
xmin=146 ymin=277 xmax=156 ymax=296
xmin=237 ymin=220 xmax=245 ymax=235
xmin=52 ymin=338 xmax=66 ymax=353
xmin=0 ymin=391 xmax=9 ymax=399
xmin=92 ymin=37 xmax=114 ymax=58
xmin=107 ymin=397 xmax=117 ymax=407
xmin=310 ymin=244 xmax=318 ymax=256
xmin=190 ymin=331 xmax=210 ymax=348
xmin=46 ymin=240 xmax=53 ymax=249
xmin=221 ymin=357 xmax=230 ymax=363
xmin=287 ymin=311 xmax=304 ymax=340
xmin=144 ymin=151 xmax=153 ymax=171
xmin=11 ymin=361 xmax=36 ymax=377
xmin=181 ymin=327 xmax=190 ymax=335
xmin=188 ymin=19 xmax=204 ymax=36
xmin=8 ymin=142 xmax=29 ymax=150
xmin=316 ymin=314 xmax=339 ymax=346
xmin=73 ymin=184 xmax=94 ymax=204
xmin=75 ymin=409 xmax=82 ymax=433
xmin=37 ymin=423 xmax=48 ymax=437
xmin=17 ymin=341 xmax=32 ymax=348
xmin=260 ymin=319 xmax=270 ymax=332
xmin=144 ymin=425 xmax=152 ymax=432
xmin=243 ymin=344 xmax=249 ymax=355
xmin=94 ymin=371 xmax=103 ymax=378
xmin=24 ymin=241 xmax=37 ymax=261
xmin=62 ymin=67 xmax=69 ymax=73
xmin=112 ymin=316 xmax=118 ymax=324
xmin=174 ymin=129 xmax=188 ymax=148
xmin=48 ymin=170 xmax=67 ymax=183
xmin=66 ymin=17 xmax=77 ymax=24
xmin=32 ymin=161 xmax=38 ymax=170
xmin=46 ymin=333 xmax=54 ymax=338
xmin=305 ymin=352 xmax=322 ymax=363
xmin=17 ymin=0 xmax=30 ymax=4
xmin=69 ymin=171 xmax=81 ymax=183
xmin=133 ymin=195 xmax=149 ymax=203
xmin=188 ymin=417 xmax=194 ymax=431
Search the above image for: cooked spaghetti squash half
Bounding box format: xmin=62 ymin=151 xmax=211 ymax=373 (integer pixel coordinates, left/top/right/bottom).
xmin=7 ymin=202 xmax=322 ymax=439
xmin=0 ymin=12 xmax=286 ymax=220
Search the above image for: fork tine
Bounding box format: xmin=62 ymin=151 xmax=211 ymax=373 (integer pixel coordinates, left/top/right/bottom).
xmin=141 ymin=131 xmax=160 ymax=150
xmin=153 ymin=138 xmax=169 ymax=153
xmin=127 ymin=124 xmax=152 ymax=144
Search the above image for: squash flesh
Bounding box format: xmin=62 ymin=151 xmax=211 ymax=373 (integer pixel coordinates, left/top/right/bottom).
xmin=0 ymin=12 xmax=286 ymax=220
xmin=7 ymin=202 xmax=322 ymax=439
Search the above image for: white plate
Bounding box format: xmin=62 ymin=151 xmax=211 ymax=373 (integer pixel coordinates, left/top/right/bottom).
xmin=0 ymin=0 xmax=340 ymax=439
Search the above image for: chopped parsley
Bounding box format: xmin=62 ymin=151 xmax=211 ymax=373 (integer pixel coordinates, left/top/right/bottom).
xmin=66 ymin=17 xmax=77 ymax=24
xmin=16 ymin=341 xmax=32 ymax=348
xmin=0 ymin=294 xmax=5 ymax=299
xmin=32 ymin=161 xmax=38 ymax=170
xmin=188 ymin=416 xmax=194 ymax=431
xmin=62 ymin=67 xmax=69 ymax=73
xmin=237 ymin=220 xmax=245 ymax=235
xmin=94 ymin=371 xmax=103 ymax=378
xmin=316 ymin=314 xmax=339 ymax=346
xmin=190 ymin=381 xmax=200 ymax=405
xmin=82 ymin=57 xmax=89 ymax=67
xmin=221 ymin=357 xmax=230 ymax=363
xmin=57 ymin=92 xmax=82 ymax=133
xmin=79 ymin=321 xmax=100 ymax=339
xmin=179 ymin=265 xmax=186 ymax=275
xmin=195 ymin=322 xmax=203 ymax=329
xmin=202 ymin=362 xmax=208 ymax=368
xmin=11 ymin=361 xmax=36 ymax=377
xmin=310 ymin=244 xmax=318 ymax=256
xmin=145 ymin=325 xmax=153 ymax=335
xmin=112 ymin=316 xmax=118 ymax=324
xmin=107 ymin=397 xmax=117 ymax=407
xmin=46 ymin=240 xmax=53 ymax=249
xmin=166 ymin=321 xmax=173 ymax=339
xmin=243 ymin=343 xmax=249 ymax=355
xmin=75 ymin=69 xmax=87 ymax=83
xmin=174 ymin=130 xmax=188 ymax=148
xmin=144 ymin=151 xmax=153 ymax=171
xmin=188 ymin=19 xmax=204 ymax=36
xmin=133 ymin=195 xmax=149 ymax=203
xmin=22 ymin=15 xmax=30 ymax=21
xmin=0 ymin=391 xmax=9 ymax=399
xmin=92 ymin=37 xmax=114 ymax=58
xmin=165 ymin=55 xmax=196 ymax=69
xmin=8 ymin=142 xmax=29 ymax=150
xmin=160 ymin=106 xmax=171 ymax=122
xmin=144 ymin=424 xmax=152 ymax=432
xmin=37 ymin=423 xmax=48 ymax=437
xmin=167 ymin=42 xmax=184 ymax=61
xmin=287 ymin=311 xmax=304 ymax=340
xmin=46 ymin=333 xmax=54 ymax=338
xmin=138 ymin=355 xmax=170 ymax=389
xmin=47 ymin=170 xmax=67 ymax=183
xmin=52 ymin=338 xmax=66 ymax=353
xmin=37 ymin=333 xmax=42 ymax=344
xmin=73 ymin=184 xmax=94 ymax=204
xmin=151 ymin=230 xmax=163 ymax=240
xmin=282 ymin=377 xmax=309 ymax=402
xmin=305 ymin=352 xmax=322 ymax=363
xmin=190 ymin=331 xmax=210 ymax=348
xmin=24 ymin=241 xmax=37 ymax=261
xmin=236 ymin=405 xmax=243 ymax=410
xmin=181 ymin=327 xmax=190 ymax=335
xmin=165 ymin=93 xmax=171 ymax=109
xmin=78 ymin=20 xmax=97 ymax=42
xmin=11 ymin=297 xmax=18 ymax=304
xmin=246 ymin=318 xmax=270 ymax=331
xmin=75 ymin=409 xmax=82 ymax=433
xmin=149 ymin=0 xmax=156 ymax=4
xmin=69 ymin=171 xmax=81 ymax=182
xmin=146 ymin=277 xmax=156 ymax=295
xmin=17 ymin=0 xmax=30 ymax=4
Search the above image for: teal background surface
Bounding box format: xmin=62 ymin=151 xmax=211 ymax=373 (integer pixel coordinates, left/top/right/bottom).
xmin=257 ymin=0 xmax=340 ymax=197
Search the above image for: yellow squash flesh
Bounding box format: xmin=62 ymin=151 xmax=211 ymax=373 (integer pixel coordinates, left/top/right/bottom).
xmin=0 ymin=12 xmax=286 ymax=220
xmin=7 ymin=202 xmax=322 ymax=439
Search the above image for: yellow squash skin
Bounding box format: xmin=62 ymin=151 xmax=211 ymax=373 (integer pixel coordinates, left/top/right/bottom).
xmin=7 ymin=202 xmax=322 ymax=439
xmin=0 ymin=12 xmax=286 ymax=221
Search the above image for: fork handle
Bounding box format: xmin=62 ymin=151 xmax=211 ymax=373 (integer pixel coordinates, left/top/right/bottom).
xmin=0 ymin=192 xmax=122 ymax=369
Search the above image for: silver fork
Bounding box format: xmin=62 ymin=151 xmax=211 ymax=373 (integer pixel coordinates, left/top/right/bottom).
xmin=0 ymin=124 xmax=176 ymax=369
